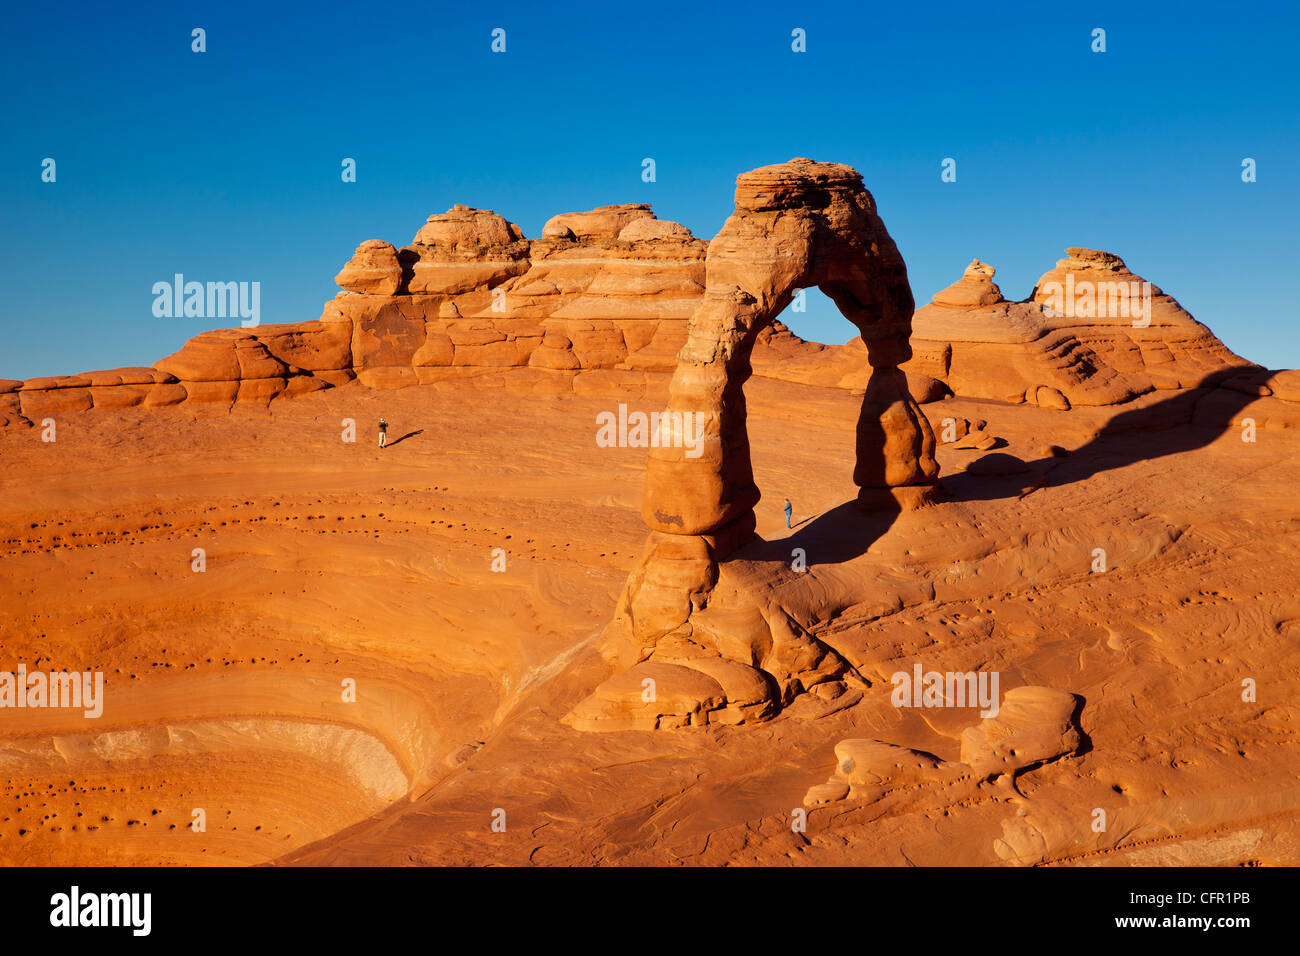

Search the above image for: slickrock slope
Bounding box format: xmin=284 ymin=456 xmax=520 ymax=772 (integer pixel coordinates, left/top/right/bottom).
xmin=3 ymin=366 xmax=1297 ymax=866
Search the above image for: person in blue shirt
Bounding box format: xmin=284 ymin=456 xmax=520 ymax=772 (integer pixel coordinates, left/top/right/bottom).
xmin=784 ymin=497 xmax=792 ymax=529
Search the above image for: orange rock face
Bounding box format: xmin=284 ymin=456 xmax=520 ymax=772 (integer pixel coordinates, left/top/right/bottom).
xmin=904 ymin=251 xmax=1255 ymax=407
xmin=318 ymin=202 xmax=707 ymax=391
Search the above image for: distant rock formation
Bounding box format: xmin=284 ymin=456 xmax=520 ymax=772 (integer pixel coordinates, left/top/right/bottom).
xmin=902 ymin=251 xmax=1255 ymax=407
xmin=321 ymin=202 xmax=707 ymax=390
xmin=0 ymin=201 xmax=710 ymax=428
xmin=0 ymin=183 xmax=1266 ymax=433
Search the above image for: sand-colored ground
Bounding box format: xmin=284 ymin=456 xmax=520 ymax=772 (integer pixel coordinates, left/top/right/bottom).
xmin=1 ymin=368 xmax=1297 ymax=865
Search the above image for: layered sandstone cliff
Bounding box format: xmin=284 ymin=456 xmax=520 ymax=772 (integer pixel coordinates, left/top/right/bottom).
xmin=0 ymin=190 xmax=1267 ymax=434
xmin=0 ymin=203 xmax=709 ymax=428
xmin=322 ymin=203 xmax=708 ymax=390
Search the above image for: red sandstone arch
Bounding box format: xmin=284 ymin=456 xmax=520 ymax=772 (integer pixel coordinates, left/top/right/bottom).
xmin=566 ymin=160 xmax=941 ymax=732
xmin=642 ymin=159 xmax=939 ymax=544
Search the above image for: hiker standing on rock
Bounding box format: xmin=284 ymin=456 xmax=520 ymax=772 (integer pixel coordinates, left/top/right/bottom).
xmin=784 ymin=497 xmax=792 ymax=529
xmin=378 ymin=417 xmax=388 ymax=449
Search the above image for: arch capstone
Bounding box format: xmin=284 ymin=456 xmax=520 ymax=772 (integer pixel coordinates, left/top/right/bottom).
xmin=565 ymin=159 xmax=940 ymax=733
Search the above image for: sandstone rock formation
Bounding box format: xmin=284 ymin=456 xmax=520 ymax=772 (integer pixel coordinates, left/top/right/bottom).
xmin=1031 ymin=248 xmax=1249 ymax=389
xmin=569 ymin=159 xmax=939 ymax=732
xmin=2 ymin=202 xmax=712 ymax=419
xmin=5 ymin=154 xmax=1299 ymax=870
xmin=804 ymin=739 xmax=962 ymax=806
xmin=903 ymin=252 xmax=1256 ymax=406
xmin=959 ymin=686 xmax=1082 ymax=779
xmin=319 ymin=201 xmax=706 ymax=391
xmin=641 ymin=158 xmax=939 ymax=534
xmin=0 ymin=191 xmax=1265 ymax=427
xmin=4 ymin=232 xmax=1297 ymax=866
xmin=333 ymin=239 xmax=402 ymax=296
xmin=802 ymin=687 xmax=1083 ymax=807
xmin=7 ymin=156 xmax=1274 ymax=734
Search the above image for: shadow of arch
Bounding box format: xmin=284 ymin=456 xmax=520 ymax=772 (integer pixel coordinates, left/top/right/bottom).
xmin=940 ymin=372 xmax=1263 ymax=504
xmin=739 ymin=499 xmax=902 ymax=568
xmin=737 ymin=372 xmax=1264 ymax=567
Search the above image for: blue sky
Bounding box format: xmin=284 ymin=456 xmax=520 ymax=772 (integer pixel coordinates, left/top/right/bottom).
xmin=3 ymin=0 xmax=1297 ymax=379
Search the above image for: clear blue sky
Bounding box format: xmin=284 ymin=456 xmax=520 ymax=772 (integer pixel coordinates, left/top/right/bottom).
xmin=3 ymin=0 xmax=1296 ymax=379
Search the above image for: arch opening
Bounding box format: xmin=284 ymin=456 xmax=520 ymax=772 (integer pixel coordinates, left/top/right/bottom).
xmin=773 ymin=285 xmax=858 ymax=346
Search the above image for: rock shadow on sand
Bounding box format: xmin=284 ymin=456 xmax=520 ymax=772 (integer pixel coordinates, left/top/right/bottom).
xmin=942 ymin=373 xmax=1261 ymax=505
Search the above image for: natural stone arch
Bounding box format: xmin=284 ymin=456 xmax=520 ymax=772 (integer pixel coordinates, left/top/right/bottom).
xmin=566 ymin=159 xmax=940 ymax=733
xmin=643 ymin=158 xmax=938 ymax=542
